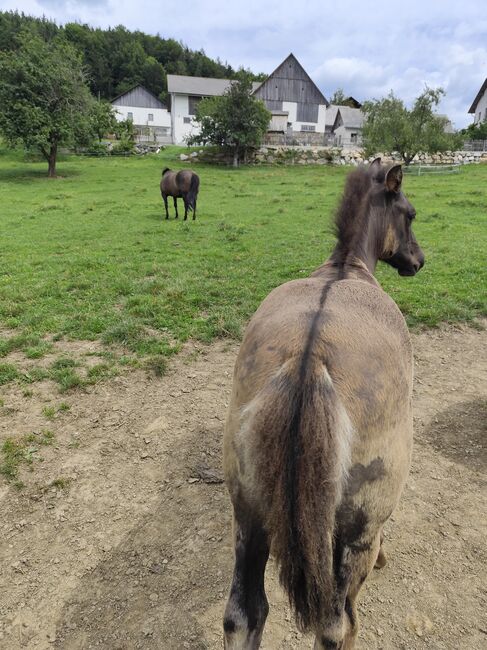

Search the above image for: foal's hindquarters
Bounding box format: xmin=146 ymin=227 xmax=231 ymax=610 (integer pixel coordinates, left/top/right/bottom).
xmin=223 ymin=277 xmax=414 ymax=650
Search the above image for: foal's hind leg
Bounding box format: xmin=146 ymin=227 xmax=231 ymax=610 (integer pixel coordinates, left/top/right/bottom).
xmin=375 ymin=530 xmax=387 ymax=569
xmin=173 ymin=197 xmax=179 ymax=218
xmin=314 ymin=535 xmax=381 ymax=650
xmin=223 ymin=503 xmax=270 ymax=650
xmin=342 ymin=534 xmax=382 ymax=650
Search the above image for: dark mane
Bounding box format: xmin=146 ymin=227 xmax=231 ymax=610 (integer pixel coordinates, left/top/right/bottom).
xmin=334 ymin=166 xmax=370 ymax=258
xmin=332 ymin=164 xmax=386 ymax=264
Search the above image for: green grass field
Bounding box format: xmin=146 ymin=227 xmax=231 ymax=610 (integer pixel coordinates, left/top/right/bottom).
xmin=0 ymin=145 xmax=486 ymax=387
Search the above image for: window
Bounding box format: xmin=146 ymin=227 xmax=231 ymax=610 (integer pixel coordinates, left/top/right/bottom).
xmin=351 ymin=133 xmax=357 ymax=143
xmin=127 ymin=112 xmax=133 ymax=121
xmin=148 ymin=113 xmax=154 ymax=122
xmin=183 ymin=117 xmax=191 ymax=124
xmin=301 ymin=124 xmax=316 ymax=132
xmin=188 ymin=95 xmax=202 ymax=115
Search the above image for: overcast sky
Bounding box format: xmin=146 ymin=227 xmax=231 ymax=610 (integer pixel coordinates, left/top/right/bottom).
xmin=2 ymin=0 xmax=486 ymax=128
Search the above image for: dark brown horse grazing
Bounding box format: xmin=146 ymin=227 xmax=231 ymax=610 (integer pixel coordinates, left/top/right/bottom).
xmin=160 ymin=167 xmax=200 ymax=220
xmin=223 ymin=159 xmax=424 ymax=649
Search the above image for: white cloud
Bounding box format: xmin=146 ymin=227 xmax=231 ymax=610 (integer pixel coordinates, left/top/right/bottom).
xmin=2 ymin=0 xmax=486 ymax=127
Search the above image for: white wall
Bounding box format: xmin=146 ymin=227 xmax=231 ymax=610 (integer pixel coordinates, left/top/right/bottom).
xmin=334 ymin=124 xmax=362 ymax=145
xmin=113 ymin=105 xmax=171 ymax=130
xmin=171 ymin=94 xmax=202 ymax=144
xmin=282 ymin=101 xmax=326 ymax=134
xmin=474 ymin=90 xmax=487 ymax=124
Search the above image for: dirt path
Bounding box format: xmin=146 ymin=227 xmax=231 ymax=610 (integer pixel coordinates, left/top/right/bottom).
xmin=0 ymin=324 xmax=486 ymax=650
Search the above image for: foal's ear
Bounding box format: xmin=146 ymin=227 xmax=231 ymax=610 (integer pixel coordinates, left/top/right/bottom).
xmin=369 ymin=157 xmax=382 ymax=173
xmin=385 ymin=165 xmax=403 ymax=193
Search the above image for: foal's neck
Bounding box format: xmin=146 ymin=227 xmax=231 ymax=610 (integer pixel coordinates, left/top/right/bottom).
xmin=328 ymin=218 xmax=380 ymax=276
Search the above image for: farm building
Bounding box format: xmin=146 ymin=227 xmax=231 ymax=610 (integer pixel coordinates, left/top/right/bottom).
xmin=468 ymin=77 xmax=487 ymax=125
xmin=167 ymin=75 xmax=261 ymax=145
xmin=111 ymin=85 xmax=172 ymax=143
xmin=252 ymin=53 xmax=329 ymax=142
xmin=330 ymin=106 xmax=364 ymax=146
xmin=167 ymin=53 xmax=329 ymax=145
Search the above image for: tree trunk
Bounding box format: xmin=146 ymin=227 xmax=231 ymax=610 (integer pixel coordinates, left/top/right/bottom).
xmin=48 ymin=141 xmax=57 ymax=178
xmin=232 ymin=149 xmax=239 ymax=168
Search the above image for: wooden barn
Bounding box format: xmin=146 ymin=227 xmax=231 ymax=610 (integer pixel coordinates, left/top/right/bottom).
xmin=253 ymin=53 xmax=329 ymax=140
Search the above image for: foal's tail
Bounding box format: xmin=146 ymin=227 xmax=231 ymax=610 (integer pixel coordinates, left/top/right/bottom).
xmin=187 ymin=173 xmax=200 ymax=210
xmin=249 ymin=361 xmax=352 ymax=631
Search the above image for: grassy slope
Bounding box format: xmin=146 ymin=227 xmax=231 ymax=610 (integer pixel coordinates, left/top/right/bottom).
xmin=0 ymin=147 xmax=486 ymax=371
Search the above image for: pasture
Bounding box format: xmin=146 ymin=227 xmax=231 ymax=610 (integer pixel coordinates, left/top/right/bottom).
xmin=0 ymin=147 xmax=486 ymax=649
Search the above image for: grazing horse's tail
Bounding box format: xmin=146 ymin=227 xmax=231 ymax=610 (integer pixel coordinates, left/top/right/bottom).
xmin=187 ymin=173 xmax=199 ymax=211
xmin=246 ymin=360 xmax=352 ymax=631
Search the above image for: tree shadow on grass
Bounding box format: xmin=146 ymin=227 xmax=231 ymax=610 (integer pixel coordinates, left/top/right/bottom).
xmin=0 ymin=166 xmax=82 ymax=184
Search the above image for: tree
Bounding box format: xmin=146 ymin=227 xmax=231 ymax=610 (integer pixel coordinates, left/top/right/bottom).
xmin=88 ymin=100 xmax=119 ymax=142
xmin=0 ymin=30 xmax=94 ymax=176
xmin=361 ymin=87 xmax=459 ymax=165
xmin=330 ymin=88 xmax=357 ymax=107
xmin=187 ymin=73 xmax=271 ymax=166
xmin=461 ymin=120 xmax=487 ymax=141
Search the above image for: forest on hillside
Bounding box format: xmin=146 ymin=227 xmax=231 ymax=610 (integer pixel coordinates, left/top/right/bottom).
xmin=0 ymin=11 xmax=265 ymax=104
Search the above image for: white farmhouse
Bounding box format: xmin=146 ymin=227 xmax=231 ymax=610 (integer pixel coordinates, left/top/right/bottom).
xmin=167 ymin=75 xmax=261 ymax=145
xmin=111 ymin=85 xmax=172 ymax=143
xmin=468 ymin=78 xmax=487 ymax=125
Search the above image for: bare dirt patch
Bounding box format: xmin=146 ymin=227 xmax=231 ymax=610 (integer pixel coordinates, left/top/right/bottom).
xmin=0 ymin=325 xmax=486 ymax=650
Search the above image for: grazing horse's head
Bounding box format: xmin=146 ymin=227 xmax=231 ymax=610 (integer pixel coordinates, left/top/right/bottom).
xmin=368 ymin=158 xmax=425 ymax=276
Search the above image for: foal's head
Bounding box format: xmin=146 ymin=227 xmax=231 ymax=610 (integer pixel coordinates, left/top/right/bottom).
xmin=368 ymin=158 xmax=425 ymax=276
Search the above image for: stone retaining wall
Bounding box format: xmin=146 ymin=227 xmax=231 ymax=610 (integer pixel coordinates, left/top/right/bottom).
xmin=181 ymin=147 xmax=487 ymax=166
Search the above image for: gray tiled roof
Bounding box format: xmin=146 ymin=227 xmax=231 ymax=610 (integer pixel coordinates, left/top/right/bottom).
xmin=167 ymin=74 xmax=261 ymax=96
xmin=335 ymin=106 xmax=364 ymax=129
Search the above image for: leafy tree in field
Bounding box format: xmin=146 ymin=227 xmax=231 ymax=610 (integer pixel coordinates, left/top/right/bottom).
xmin=362 ymin=87 xmax=461 ymax=165
xmin=461 ymin=120 xmax=487 ymax=140
xmin=0 ymin=31 xmax=94 ymax=177
xmin=187 ymin=73 xmax=271 ymax=166
xmin=89 ymin=101 xmax=119 ymax=142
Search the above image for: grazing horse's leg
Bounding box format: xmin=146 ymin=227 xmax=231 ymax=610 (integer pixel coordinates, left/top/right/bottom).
xmin=162 ymin=194 xmax=169 ymax=219
xmin=182 ymin=193 xmax=189 ymax=220
xmin=173 ymin=197 xmax=178 ymax=219
xmin=223 ymin=503 xmax=269 ymax=650
xmin=192 ymin=197 xmax=197 ymax=220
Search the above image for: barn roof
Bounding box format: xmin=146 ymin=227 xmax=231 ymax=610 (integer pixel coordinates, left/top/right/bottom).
xmin=468 ymin=77 xmax=487 ymax=113
xmin=167 ymin=74 xmax=261 ymax=96
xmin=111 ymin=84 xmax=167 ymax=109
xmin=253 ymin=53 xmax=329 ymax=106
